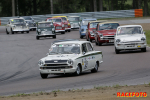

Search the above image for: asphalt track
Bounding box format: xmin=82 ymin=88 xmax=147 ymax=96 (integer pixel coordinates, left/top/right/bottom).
xmin=0 ymin=26 xmax=150 ymax=95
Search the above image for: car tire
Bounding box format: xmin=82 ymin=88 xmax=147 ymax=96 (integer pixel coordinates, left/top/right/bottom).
xmin=91 ymin=62 xmax=99 ymax=73
xmin=21 ymin=31 xmax=24 ymax=33
xmin=141 ymin=48 xmax=146 ymax=52
xmin=40 ymin=73 xmax=48 ymax=79
xmin=11 ymin=29 xmax=14 ymax=34
xmin=115 ymin=47 xmax=120 ymax=54
xmin=80 ymin=36 xmax=83 ymax=39
xmin=26 ymin=31 xmax=29 ymax=33
xmin=68 ymin=30 xmax=71 ymax=32
xmin=98 ymin=41 xmax=102 ymax=46
xmin=89 ymin=37 xmax=92 ymax=42
xmin=6 ymin=29 xmax=9 ymax=34
xmin=53 ymin=35 xmax=56 ymax=38
xmin=61 ymin=32 xmax=65 ymax=34
xmin=36 ymin=36 xmax=39 ymax=40
xmin=75 ymin=65 xmax=81 ymax=76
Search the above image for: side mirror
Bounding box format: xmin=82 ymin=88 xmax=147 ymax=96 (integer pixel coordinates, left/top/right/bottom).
xmin=46 ymin=53 xmax=49 ymax=56
xmin=83 ymin=52 xmax=86 ymax=55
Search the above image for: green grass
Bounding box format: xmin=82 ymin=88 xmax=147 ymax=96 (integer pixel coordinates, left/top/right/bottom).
xmin=145 ymin=30 xmax=150 ymax=46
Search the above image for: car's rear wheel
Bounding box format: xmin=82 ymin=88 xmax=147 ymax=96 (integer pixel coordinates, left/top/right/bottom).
xmin=26 ymin=31 xmax=29 ymax=33
xmin=11 ymin=29 xmax=14 ymax=34
xmin=40 ymin=73 xmax=48 ymax=79
xmin=141 ymin=48 xmax=146 ymax=52
xmin=68 ymin=30 xmax=71 ymax=32
xmin=6 ymin=29 xmax=9 ymax=34
xmin=36 ymin=36 xmax=39 ymax=40
xmin=75 ymin=65 xmax=81 ymax=75
xmin=115 ymin=47 xmax=120 ymax=54
xmin=91 ymin=62 xmax=99 ymax=73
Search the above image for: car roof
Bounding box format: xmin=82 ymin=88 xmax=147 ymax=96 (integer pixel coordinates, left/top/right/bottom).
xmin=47 ymin=17 xmax=62 ymax=19
xmin=38 ymin=21 xmax=53 ymax=24
xmin=68 ymin=16 xmax=80 ymax=17
xmin=52 ymin=16 xmax=67 ymax=18
xmin=53 ymin=40 xmax=90 ymax=45
xmin=52 ymin=39 xmax=79 ymax=44
xmin=10 ymin=18 xmax=24 ymax=20
xmin=82 ymin=18 xmax=97 ymax=21
xmin=89 ymin=20 xmax=107 ymax=23
xmin=99 ymin=22 xmax=119 ymax=24
xmin=118 ymin=25 xmax=142 ymax=28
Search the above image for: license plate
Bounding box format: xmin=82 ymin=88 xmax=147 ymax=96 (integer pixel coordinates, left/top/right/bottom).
xmin=137 ymin=45 xmax=141 ymax=47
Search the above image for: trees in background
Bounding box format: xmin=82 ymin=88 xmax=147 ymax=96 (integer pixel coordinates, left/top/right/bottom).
xmin=0 ymin=0 xmax=150 ymax=17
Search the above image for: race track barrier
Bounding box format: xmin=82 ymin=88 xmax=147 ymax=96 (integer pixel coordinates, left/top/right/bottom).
xmin=0 ymin=9 xmax=143 ymax=26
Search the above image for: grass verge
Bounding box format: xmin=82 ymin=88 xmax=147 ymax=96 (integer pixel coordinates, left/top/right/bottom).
xmin=145 ymin=30 xmax=150 ymax=46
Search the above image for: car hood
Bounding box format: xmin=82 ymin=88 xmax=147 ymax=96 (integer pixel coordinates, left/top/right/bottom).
xmin=81 ymin=25 xmax=87 ymax=29
xmin=98 ymin=29 xmax=116 ymax=35
xmin=37 ymin=27 xmax=53 ymax=31
xmin=116 ymin=34 xmax=145 ymax=42
xmin=53 ymin=22 xmax=62 ymax=26
xmin=13 ymin=23 xmax=26 ymax=26
xmin=41 ymin=54 xmax=80 ymax=61
xmin=70 ymin=21 xmax=79 ymax=23
xmin=25 ymin=20 xmax=34 ymax=23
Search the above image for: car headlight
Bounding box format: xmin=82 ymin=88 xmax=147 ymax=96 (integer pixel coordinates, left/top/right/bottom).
xmin=62 ymin=24 xmax=64 ymax=27
xmin=38 ymin=29 xmax=41 ymax=32
xmin=38 ymin=60 xmax=44 ymax=66
xmin=90 ymin=31 xmax=93 ymax=35
xmin=99 ymin=34 xmax=103 ymax=37
xmin=81 ymin=29 xmax=84 ymax=32
xmin=141 ymin=37 xmax=146 ymax=41
xmin=67 ymin=59 xmax=73 ymax=65
xmin=116 ymin=39 xmax=121 ymax=43
xmin=52 ymin=28 xmax=55 ymax=31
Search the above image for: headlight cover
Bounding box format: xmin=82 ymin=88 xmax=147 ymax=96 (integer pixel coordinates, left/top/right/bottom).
xmin=99 ymin=34 xmax=103 ymax=37
xmin=141 ymin=37 xmax=146 ymax=41
xmin=116 ymin=39 xmax=121 ymax=43
xmin=38 ymin=29 xmax=41 ymax=33
xmin=67 ymin=59 xmax=73 ymax=65
xmin=38 ymin=60 xmax=44 ymax=66
xmin=81 ymin=29 xmax=84 ymax=32
xmin=62 ymin=24 xmax=64 ymax=27
xmin=52 ymin=28 xmax=55 ymax=31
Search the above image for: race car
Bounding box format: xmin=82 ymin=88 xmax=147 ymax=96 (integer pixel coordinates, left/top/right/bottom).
xmin=6 ymin=18 xmax=29 ymax=34
xmin=38 ymin=41 xmax=103 ymax=79
xmin=94 ymin=22 xmax=119 ymax=46
xmin=46 ymin=17 xmax=65 ymax=34
xmin=52 ymin=16 xmax=71 ymax=32
xmin=36 ymin=21 xmax=56 ymax=40
xmin=68 ymin=16 xmax=80 ymax=29
xmin=79 ymin=18 xmax=97 ymax=39
xmin=114 ymin=25 xmax=147 ymax=54
xmin=86 ymin=20 xmax=107 ymax=42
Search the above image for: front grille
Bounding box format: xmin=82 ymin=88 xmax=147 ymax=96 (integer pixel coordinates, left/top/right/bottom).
xmin=56 ymin=26 xmax=62 ymax=29
xmin=42 ymin=66 xmax=72 ymax=69
xmin=122 ymin=41 xmax=141 ymax=43
xmin=65 ymin=25 xmax=68 ymax=27
xmin=44 ymin=64 xmax=68 ymax=66
xmin=41 ymin=31 xmax=52 ymax=34
xmin=45 ymin=60 xmax=68 ymax=63
xmin=103 ymin=36 xmax=114 ymax=39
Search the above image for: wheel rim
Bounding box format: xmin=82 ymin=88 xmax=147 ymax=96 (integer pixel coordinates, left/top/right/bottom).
xmin=76 ymin=66 xmax=80 ymax=75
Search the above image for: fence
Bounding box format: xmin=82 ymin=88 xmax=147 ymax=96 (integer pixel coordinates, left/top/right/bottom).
xmin=0 ymin=9 xmax=143 ymax=26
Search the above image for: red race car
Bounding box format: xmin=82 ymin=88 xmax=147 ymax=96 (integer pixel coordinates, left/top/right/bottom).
xmin=94 ymin=22 xmax=120 ymax=46
xmin=86 ymin=20 xmax=106 ymax=42
xmin=46 ymin=17 xmax=65 ymax=34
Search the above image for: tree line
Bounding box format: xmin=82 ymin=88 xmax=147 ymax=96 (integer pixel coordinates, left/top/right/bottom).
xmin=0 ymin=0 xmax=149 ymax=17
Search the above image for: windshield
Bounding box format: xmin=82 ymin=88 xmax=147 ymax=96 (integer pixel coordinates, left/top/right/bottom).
xmin=99 ymin=23 xmax=119 ymax=30
xmin=11 ymin=19 xmax=25 ymax=24
xmin=23 ymin=17 xmax=32 ymax=20
xmin=117 ymin=27 xmax=142 ymax=35
xmin=90 ymin=22 xmax=99 ymax=28
xmin=38 ymin=23 xmax=54 ymax=28
xmin=49 ymin=44 xmax=80 ymax=54
xmin=47 ymin=19 xmax=62 ymax=22
xmin=82 ymin=20 xmax=96 ymax=26
xmin=68 ymin=17 xmax=80 ymax=22
xmin=61 ymin=17 xmax=67 ymax=21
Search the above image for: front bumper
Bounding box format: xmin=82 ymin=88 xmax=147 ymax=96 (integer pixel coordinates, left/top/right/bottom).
xmin=65 ymin=28 xmax=71 ymax=31
xmin=39 ymin=68 xmax=76 ymax=74
xmin=29 ymin=27 xmax=37 ymax=29
xmin=13 ymin=29 xmax=29 ymax=32
xmin=55 ymin=30 xmax=65 ymax=33
xmin=115 ymin=43 xmax=147 ymax=50
xmin=37 ymin=34 xmax=55 ymax=37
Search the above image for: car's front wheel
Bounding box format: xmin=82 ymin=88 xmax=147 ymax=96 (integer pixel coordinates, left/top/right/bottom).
xmin=53 ymin=35 xmax=56 ymax=38
xmin=40 ymin=73 xmax=48 ymax=79
xmin=75 ymin=65 xmax=81 ymax=75
xmin=91 ymin=62 xmax=99 ymax=73
xmin=115 ymin=47 xmax=120 ymax=54
xmin=36 ymin=36 xmax=39 ymax=40
xmin=141 ymin=48 xmax=146 ymax=52
xmin=26 ymin=31 xmax=29 ymax=33
xmin=80 ymin=35 xmax=83 ymax=39
xmin=11 ymin=29 xmax=14 ymax=34
xmin=6 ymin=29 xmax=9 ymax=34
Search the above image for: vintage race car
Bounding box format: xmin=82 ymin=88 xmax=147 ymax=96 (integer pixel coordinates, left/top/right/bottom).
xmin=114 ymin=25 xmax=147 ymax=54
xmin=94 ymin=22 xmax=119 ymax=46
xmin=46 ymin=17 xmax=65 ymax=34
xmin=38 ymin=41 xmax=103 ymax=79
xmin=21 ymin=16 xmax=36 ymax=31
xmin=6 ymin=18 xmax=29 ymax=34
xmin=68 ymin=16 xmax=80 ymax=29
xmin=36 ymin=21 xmax=56 ymax=40
xmin=52 ymin=16 xmax=71 ymax=32
xmin=86 ymin=20 xmax=107 ymax=42
xmin=79 ymin=18 xmax=97 ymax=39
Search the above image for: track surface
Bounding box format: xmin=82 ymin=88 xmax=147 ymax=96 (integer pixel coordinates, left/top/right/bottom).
xmin=0 ymin=26 xmax=150 ymax=95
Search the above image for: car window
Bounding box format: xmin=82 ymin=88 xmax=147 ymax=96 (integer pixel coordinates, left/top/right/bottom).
xmin=82 ymin=43 xmax=87 ymax=53
xmin=87 ymin=43 xmax=93 ymax=51
xmin=117 ymin=27 xmax=142 ymax=35
xmin=90 ymin=22 xmax=99 ymax=28
xmin=99 ymin=23 xmax=119 ymax=30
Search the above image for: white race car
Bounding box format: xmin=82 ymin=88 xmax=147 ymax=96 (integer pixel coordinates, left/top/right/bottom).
xmin=6 ymin=18 xmax=29 ymax=34
xmin=114 ymin=25 xmax=147 ymax=54
xmin=38 ymin=41 xmax=103 ymax=79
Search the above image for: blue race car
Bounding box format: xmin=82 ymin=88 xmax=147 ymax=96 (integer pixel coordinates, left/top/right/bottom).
xmin=79 ymin=18 xmax=97 ymax=39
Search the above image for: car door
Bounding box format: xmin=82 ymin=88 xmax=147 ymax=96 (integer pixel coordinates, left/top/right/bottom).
xmin=81 ymin=43 xmax=91 ymax=71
